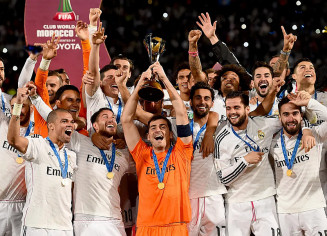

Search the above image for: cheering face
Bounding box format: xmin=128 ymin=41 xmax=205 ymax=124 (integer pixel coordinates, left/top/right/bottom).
xmin=60 ymin=73 xmax=70 ymax=85
xmin=52 ymin=111 xmax=74 ymax=143
xmin=56 ymin=90 xmax=81 ymax=120
xmin=191 ymin=89 xmax=213 ymax=118
xmin=279 ymin=103 xmax=302 ymax=136
xmin=113 ymin=59 xmax=131 ymax=79
xmin=254 ymin=67 xmax=273 ymax=98
xmin=0 ymin=61 xmax=4 ymax=88
xmin=147 ymin=119 xmax=172 ymax=151
xmin=10 ymin=97 xmax=33 ymax=126
xmin=220 ymin=71 xmax=240 ymax=95
xmin=93 ymin=110 xmax=117 ymax=137
xmin=176 ymin=69 xmax=192 ymax=94
xmin=101 ymin=69 xmax=119 ymax=97
xmin=292 ymin=61 xmax=316 ymax=87
xmin=226 ymin=97 xmax=249 ymax=127
xmin=46 ymin=75 xmax=62 ymax=104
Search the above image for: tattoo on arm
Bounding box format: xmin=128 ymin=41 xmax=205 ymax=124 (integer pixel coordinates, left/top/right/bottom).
xmin=273 ymin=54 xmax=288 ymax=77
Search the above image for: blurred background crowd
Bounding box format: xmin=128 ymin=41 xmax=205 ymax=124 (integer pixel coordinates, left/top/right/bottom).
xmin=0 ymin=0 xmax=326 ymax=92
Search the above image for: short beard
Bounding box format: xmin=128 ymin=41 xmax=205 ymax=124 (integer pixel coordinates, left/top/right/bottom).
xmin=282 ymin=122 xmax=301 ymax=136
xmin=99 ymin=130 xmax=114 ymax=138
xmin=193 ymin=108 xmax=209 ymax=119
xmin=228 ymin=113 xmax=247 ymax=127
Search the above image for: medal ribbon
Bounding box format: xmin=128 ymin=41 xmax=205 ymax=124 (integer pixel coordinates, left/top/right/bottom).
xmin=17 ymin=121 xmax=33 ymax=158
xmin=231 ymin=126 xmax=260 ymax=152
xmin=98 ymin=144 xmax=116 ymax=173
xmin=1 ymin=93 xmax=5 ymax=113
xmin=106 ymin=96 xmax=122 ymax=123
xmin=278 ymin=89 xmax=286 ymax=100
xmin=280 ymin=129 xmax=302 ymax=170
xmin=46 ymin=137 xmax=68 ymax=179
xmin=256 ymin=98 xmax=274 ymax=115
xmin=152 ymin=146 xmax=173 ymax=184
xmin=190 ymin=119 xmax=207 ymax=151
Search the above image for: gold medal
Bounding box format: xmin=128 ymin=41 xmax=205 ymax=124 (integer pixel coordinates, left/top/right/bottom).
xmin=286 ymin=169 xmax=292 ymax=177
xmin=107 ymin=172 xmax=114 ymax=179
xmin=158 ymin=182 xmax=165 ymax=190
xmin=16 ymin=157 xmax=24 ymax=164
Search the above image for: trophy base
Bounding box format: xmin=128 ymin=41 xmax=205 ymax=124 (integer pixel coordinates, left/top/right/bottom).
xmin=138 ymin=87 xmax=164 ymax=102
xmin=53 ymin=11 xmax=76 ymax=21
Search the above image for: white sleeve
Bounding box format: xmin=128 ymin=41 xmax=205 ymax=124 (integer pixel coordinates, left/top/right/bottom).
xmin=18 ymin=57 xmax=37 ymax=88
xmin=19 ymin=136 xmax=41 ymax=162
xmin=306 ymin=98 xmax=327 ymax=121
xmin=30 ymin=95 xmax=52 ymax=120
xmin=66 ymin=131 xmax=82 ymax=152
xmin=215 ymin=154 xmax=249 ymax=186
xmin=85 ymin=86 xmax=108 ymax=114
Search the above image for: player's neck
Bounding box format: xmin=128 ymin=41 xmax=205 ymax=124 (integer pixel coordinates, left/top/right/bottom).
xmin=20 ymin=118 xmax=30 ymax=128
xmin=180 ymin=92 xmax=190 ymax=102
xmin=283 ymin=128 xmax=300 ymax=139
xmin=50 ymin=102 xmax=56 ymax=108
xmin=256 ymin=94 xmax=265 ymax=103
xmin=193 ymin=114 xmax=208 ymax=127
xmin=153 ymin=146 xmax=167 ymax=153
xmin=232 ymin=117 xmax=249 ymax=131
xmin=297 ymin=84 xmax=315 ymax=95
xmin=48 ymin=134 xmax=64 ymax=150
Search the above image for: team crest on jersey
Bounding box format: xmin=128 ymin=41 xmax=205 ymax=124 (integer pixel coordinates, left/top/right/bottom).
xmin=116 ymin=151 xmax=122 ymax=157
xmin=258 ymin=130 xmax=265 ymax=139
xmin=273 ymin=110 xmax=279 ymax=115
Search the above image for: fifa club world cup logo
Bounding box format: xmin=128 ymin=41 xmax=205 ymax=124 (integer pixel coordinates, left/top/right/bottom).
xmin=53 ymin=0 xmax=76 ymax=21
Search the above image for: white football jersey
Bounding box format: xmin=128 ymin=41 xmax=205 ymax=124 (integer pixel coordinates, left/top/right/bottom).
xmin=211 ymin=94 xmax=226 ymax=121
xmin=20 ymin=136 xmax=77 ymax=230
xmin=214 ymin=116 xmax=282 ymax=203
xmin=0 ymin=112 xmax=34 ymax=201
xmin=270 ymin=98 xmax=327 ymax=213
xmin=0 ymin=90 xmax=12 ymax=118
xmin=68 ymin=132 xmax=135 ymax=220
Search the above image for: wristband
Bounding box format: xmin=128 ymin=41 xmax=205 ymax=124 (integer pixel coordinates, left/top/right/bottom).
xmin=280 ymin=50 xmax=291 ymax=56
xmin=12 ymin=103 xmax=23 ymax=116
xmin=39 ymin=57 xmax=51 ymax=71
xmin=177 ymin=124 xmax=192 ymax=137
xmin=188 ymin=51 xmax=199 ymax=57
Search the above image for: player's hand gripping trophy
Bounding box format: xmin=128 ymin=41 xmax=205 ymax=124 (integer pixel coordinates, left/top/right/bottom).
xmin=138 ymin=34 xmax=166 ymax=102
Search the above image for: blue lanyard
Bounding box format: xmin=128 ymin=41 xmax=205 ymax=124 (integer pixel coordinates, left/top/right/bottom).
xmin=190 ymin=119 xmax=207 ymax=151
xmin=1 ymin=93 xmax=5 ymax=113
xmin=256 ymin=98 xmax=274 ymax=116
xmin=98 ymin=144 xmax=116 ymax=173
xmin=46 ymin=137 xmax=68 ymax=179
xmin=231 ymin=126 xmax=260 ymax=152
xmin=280 ymin=129 xmax=302 ymax=170
xmin=152 ymin=146 xmax=173 ymax=183
xmin=278 ymin=89 xmax=286 ymax=99
xmin=24 ymin=121 xmax=33 ymax=137
xmin=106 ymin=96 xmax=122 ymax=123
xmin=314 ymin=90 xmax=317 ymax=100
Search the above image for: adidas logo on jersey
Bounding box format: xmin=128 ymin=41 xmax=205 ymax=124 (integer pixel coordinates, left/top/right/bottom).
xmin=274 ymin=143 xmax=279 ymax=148
xmin=235 ymin=145 xmax=240 ymax=149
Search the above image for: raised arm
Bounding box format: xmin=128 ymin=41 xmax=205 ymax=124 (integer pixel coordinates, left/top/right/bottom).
xmin=188 ymin=30 xmax=207 ymax=83
xmin=18 ymin=53 xmax=40 ymax=88
xmin=152 ymin=62 xmax=192 ymax=144
xmin=272 ymin=26 xmax=297 ymax=77
xmin=86 ymin=22 xmax=107 ymax=97
xmin=7 ymin=84 xmax=32 ymax=153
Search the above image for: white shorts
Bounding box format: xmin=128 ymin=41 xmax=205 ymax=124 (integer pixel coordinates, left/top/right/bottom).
xmin=226 ymin=196 xmax=279 ymax=236
xmin=0 ymin=200 xmax=24 ymax=236
xmin=278 ymin=208 xmax=327 ymax=236
xmin=20 ymin=226 xmax=73 ymax=236
xmin=188 ymin=195 xmax=226 ymax=236
xmin=73 ymin=214 xmax=126 ymax=236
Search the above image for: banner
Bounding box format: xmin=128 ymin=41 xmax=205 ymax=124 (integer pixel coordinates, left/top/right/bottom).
xmin=24 ymin=0 xmax=110 ymax=87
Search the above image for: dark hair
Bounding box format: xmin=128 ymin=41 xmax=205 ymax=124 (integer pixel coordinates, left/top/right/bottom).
xmin=111 ymin=54 xmax=134 ymax=72
xmin=0 ymin=57 xmax=4 ymax=64
xmin=225 ymin=91 xmax=249 ymax=107
xmin=53 ymin=68 xmax=66 ymax=74
xmin=48 ymin=70 xmax=63 ymax=84
xmin=190 ymin=82 xmax=215 ymax=101
xmin=252 ymin=61 xmax=274 ymax=78
xmin=147 ymin=115 xmax=172 ymax=132
xmin=54 ymin=85 xmax=80 ymax=101
xmin=90 ymin=107 xmax=114 ymax=124
xmin=173 ymin=62 xmax=190 ymax=81
xmin=278 ymin=96 xmax=302 ymax=113
xmin=214 ymin=64 xmax=251 ymax=92
xmin=292 ymin=58 xmax=313 ymax=74
xmin=100 ymin=64 xmax=118 ymax=80
xmin=46 ymin=108 xmax=71 ymax=124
